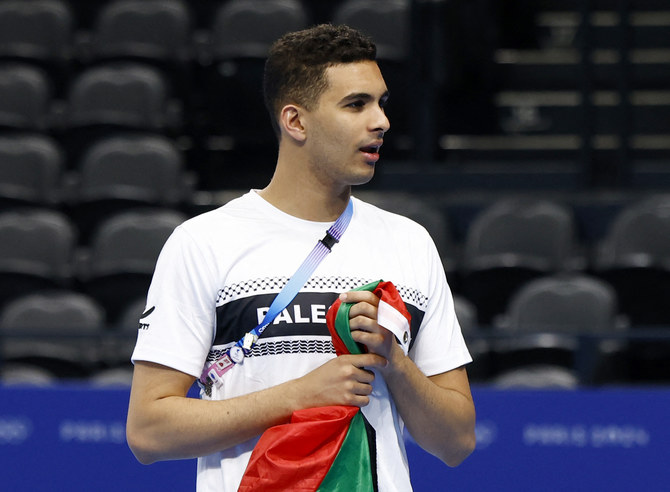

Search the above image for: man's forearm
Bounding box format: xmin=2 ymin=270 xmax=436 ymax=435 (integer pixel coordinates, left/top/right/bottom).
xmin=127 ymin=353 xmax=388 ymax=464
xmin=382 ymin=355 xmax=476 ymax=467
xmin=127 ymin=373 xmax=303 ymax=464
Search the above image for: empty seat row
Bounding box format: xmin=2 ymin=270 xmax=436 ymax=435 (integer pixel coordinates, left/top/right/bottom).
xmin=0 ymin=62 xmax=184 ymax=133
xmin=0 ymin=133 xmax=195 ymax=238
xmin=0 ymin=0 xmax=408 ymax=65
xmin=2 ymin=191 xmax=670 ymax=324
xmin=458 ymin=272 xmax=670 ymax=385
xmin=0 ymin=208 xmax=185 ymax=320
xmin=1 ymin=273 xmax=666 ymax=385
xmin=0 ymin=0 xmax=416 ymax=159
xmin=0 ymin=288 xmax=142 ymax=381
xmin=360 ymin=192 xmax=670 ymax=326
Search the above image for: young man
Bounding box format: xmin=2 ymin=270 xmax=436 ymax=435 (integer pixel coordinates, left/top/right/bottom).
xmin=126 ymin=24 xmax=476 ymax=491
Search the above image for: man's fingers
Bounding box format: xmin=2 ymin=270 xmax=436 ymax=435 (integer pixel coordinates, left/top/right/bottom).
xmin=343 ymin=352 xmax=387 ymax=370
xmin=347 ymin=300 xmax=378 ymax=321
xmin=339 ymin=290 xmax=379 ymax=305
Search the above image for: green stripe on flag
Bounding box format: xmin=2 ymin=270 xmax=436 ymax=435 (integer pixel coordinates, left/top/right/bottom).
xmin=333 ymin=280 xmax=381 ymax=355
xmin=317 ymin=410 xmax=375 ymax=492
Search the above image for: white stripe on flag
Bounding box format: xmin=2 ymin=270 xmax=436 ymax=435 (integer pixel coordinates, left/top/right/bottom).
xmin=377 ymin=299 xmax=411 ymax=355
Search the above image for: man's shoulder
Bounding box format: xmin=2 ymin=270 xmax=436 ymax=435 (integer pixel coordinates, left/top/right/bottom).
xmin=353 ymin=196 xmax=429 ymax=233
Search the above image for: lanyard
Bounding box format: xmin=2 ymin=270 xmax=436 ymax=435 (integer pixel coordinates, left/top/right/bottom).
xmin=199 ymin=199 xmax=355 ymax=395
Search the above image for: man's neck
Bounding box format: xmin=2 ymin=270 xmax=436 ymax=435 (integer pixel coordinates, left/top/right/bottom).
xmin=258 ymin=150 xmax=351 ymax=222
xmin=258 ymin=181 xmax=350 ymax=222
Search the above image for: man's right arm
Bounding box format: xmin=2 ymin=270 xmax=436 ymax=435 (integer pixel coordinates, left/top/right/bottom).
xmin=126 ymin=353 xmax=386 ymax=464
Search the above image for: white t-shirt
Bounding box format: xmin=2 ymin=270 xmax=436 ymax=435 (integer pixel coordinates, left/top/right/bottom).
xmin=132 ymin=191 xmax=472 ymax=491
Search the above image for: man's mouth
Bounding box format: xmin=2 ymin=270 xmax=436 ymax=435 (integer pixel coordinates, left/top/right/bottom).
xmin=359 ymin=143 xmax=382 ymax=162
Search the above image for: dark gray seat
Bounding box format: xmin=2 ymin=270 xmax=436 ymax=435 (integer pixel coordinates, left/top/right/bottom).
xmin=0 ymin=209 xmax=76 ymax=308
xmin=0 ymin=63 xmax=52 ymax=130
xmin=0 ymin=290 xmax=106 ymax=378
xmin=461 ymin=197 xmax=584 ymax=323
xmin=78 ymin=209 xmax=186 ymax=321
xmin=0 ymin=134 xmax=64 ymax=207
xmin=594 ymin=194 xmax=670 ymax=326
xmin=66 ymin=133 xmax=193 ymax=241
xmin=492 ymin=273 xmax=628 ymax=384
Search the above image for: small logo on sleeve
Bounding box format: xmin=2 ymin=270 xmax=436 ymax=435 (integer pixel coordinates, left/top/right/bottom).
xmin=138 ymin=306 xmax=155 ymax=330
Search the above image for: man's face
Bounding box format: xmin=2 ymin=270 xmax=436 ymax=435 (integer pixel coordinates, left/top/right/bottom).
xmin=301 ymin=61 xmax=390 ymax=189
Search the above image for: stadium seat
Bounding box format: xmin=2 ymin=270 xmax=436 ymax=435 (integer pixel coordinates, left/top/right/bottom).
xmin=460 ymin=197 xmax=585 ymax=324
xmin=197 ymin=0 xmax=310 ymax=166
xmin=594 ymin=194 xmax=670 ymax=325
xmin=0 ymin=209 xmax=76 ymax=309
xmin=0 ymin=0 xmax=74 ymax=93
xmin=593 ymin=194 xmax=670 ymax=382
xmin=0 ymin=362 xmax=57 ymax=386
xmin=63 ymin=62 xmax=182 ymax=138
xmin=492 ymin=365 xmax=579 ymax=390
xmin=453 ymin=294 xmax=491 ymax=382
xmin=206 ymin=0 xmax=309 ymax=61
xmin=77 ymin=209 xmax=186 ymax=321
xmin=0 ymin=290 xmax=106 ymax=378
xmin=84 ymin=0 xmax=195 ymax=104
xmin=87 ymin=0 xmax=192 ymax=66
xmin=492 ymin=273 xmax=629 ymax=384
xmin=331 ymin=0 xmax=409 ymax=62
xmin=0 ymin=134 xmax=64 ymax=208
xmin=65 ymin=133 xmax=194 ymax=241
xmin=89 ymin=367 xmax=133 ymax=387
xmin=0 ymin=63 xmax=52 ymax=131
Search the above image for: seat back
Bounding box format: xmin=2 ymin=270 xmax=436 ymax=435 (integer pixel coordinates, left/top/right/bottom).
xmin=81 ymin=209 xmax=185 ymax=320
xmin=598 ymin=194 xmax=670 ymax=268
xmin=464 ymin=197 xmax=579 ymax=272
xmin=210 ymin=0 xmax=309 ymax=59
xmin=77 ymin=134 xmax=185 ymax=204
xmin=90 ymin=0 xmax=192 ymax=63
xmin=66 ymin=62 xmax=172 ymax=130
xmin=0 ymin=63 xmax=51 ymax=130
xmin=0 ymin=0 xmax=73 ymax=63
xmin=332 ymin=0 xmax=410 ymax=62
xmin=0 ymin=134 xmax=63 ymax=206
xmin=0 ymin=209 xmax=75 ymax=280
xmin=0 ymin=291 xmax=105 ymax=334
xmin=87 ymin=209 xmax=185 ymax=277
xmin=0 ymin=290 xmax=105 ymax=377
xmin=504 ymin=274 xmax=620 ymax=334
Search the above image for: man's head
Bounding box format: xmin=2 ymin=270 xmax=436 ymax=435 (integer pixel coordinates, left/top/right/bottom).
xmin=263 ymin=24 xmax=377 ymax=138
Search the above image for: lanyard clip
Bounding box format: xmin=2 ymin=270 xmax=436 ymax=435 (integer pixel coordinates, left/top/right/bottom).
xmin=320 ymin=231 xmax=339 ymax=251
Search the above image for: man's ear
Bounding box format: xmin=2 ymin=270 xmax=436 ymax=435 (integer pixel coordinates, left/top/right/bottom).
xmin=279 ymin=104 xmax=307 ymax=142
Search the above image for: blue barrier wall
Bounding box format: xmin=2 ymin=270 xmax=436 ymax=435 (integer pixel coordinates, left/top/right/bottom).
xmin=2 ymin=386 xmax=669 ymax=491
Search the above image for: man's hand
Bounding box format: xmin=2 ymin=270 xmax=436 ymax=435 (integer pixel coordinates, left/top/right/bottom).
xmin=293 ymin=352 xmax=387 ymax=409
xmin=339 ymin=290 xmax=405 ymax=366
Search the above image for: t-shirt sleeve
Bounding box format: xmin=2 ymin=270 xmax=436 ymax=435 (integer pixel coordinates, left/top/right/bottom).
xmin=131 ymin=224 xmax=218 ymax=379
xmin=408 ymin=229 xmax=472 ymax=376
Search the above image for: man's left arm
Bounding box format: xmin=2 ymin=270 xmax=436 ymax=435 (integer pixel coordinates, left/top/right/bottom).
xmin=342 ymin=290 xmax=476 ymax=466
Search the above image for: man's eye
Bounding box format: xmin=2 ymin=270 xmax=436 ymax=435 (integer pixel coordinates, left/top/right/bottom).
xmin=348 ymin=100 xmax=365 ymax=108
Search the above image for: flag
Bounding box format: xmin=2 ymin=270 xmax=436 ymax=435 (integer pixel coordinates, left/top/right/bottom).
xmin=238 ymin=280 xmax=411 ymax=492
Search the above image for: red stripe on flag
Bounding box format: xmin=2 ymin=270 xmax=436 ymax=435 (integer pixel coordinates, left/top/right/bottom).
xmin=238 ymin=406 xmax=359 ymax=492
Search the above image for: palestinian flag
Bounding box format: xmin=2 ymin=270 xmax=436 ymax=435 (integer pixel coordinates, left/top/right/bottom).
xmin=238 ymin=280 xmax=411 ymax=492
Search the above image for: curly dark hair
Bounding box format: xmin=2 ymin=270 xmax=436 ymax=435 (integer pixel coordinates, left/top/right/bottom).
xmin=263 ymin=24 xmax=377 ymax=138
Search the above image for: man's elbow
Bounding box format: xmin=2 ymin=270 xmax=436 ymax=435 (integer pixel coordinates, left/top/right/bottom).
xmin=126 ymin=424 xmax=160 ymax=465
xmin=443 ymin=430 xmax=477 ymax=467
